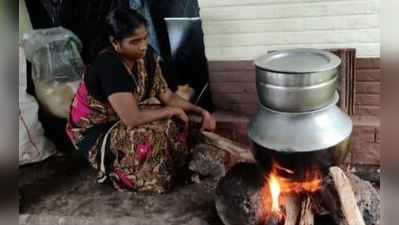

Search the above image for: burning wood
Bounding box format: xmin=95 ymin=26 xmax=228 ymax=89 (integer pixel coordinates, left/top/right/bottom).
xmin=260 ymin=162 xmax=321 ymax=225
xmin=186 ymin=129 xmax=379 ymax=225
xmin=214 ymin=161 xmax=321 ymax=225
xmin=298 ymin=196 xmax=314 ymax=225
xmin=213 ymin=161 xmax=378 ymax=225
xmin=283 ymin=195 xmax=301 ymax=225
xmin=267 ymin=213 xmax=286 ymax=225
xmin=261 ymin=173 xmax=286 ymax=225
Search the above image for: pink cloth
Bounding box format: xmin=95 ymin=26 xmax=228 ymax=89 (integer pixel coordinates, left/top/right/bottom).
xmin=71 ymin=82 xmax=91 ymax=125
xmin=136 ymin=143 xmax=153 ymax=162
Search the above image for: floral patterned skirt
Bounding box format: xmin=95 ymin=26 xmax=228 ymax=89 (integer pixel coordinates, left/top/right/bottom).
xmin=85 ymin=112 xmax=192 ymax=193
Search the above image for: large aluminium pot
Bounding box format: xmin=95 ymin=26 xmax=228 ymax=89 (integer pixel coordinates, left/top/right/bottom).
xmin=256 ymin=76 xmax=338 ymax=112
xmin=248 ymin=93 xmax=352 ymax=180
xmin=255 ymin=48 xmax=341 ymax=87
xmin=248 ymin=93 xmax=352 ymax=153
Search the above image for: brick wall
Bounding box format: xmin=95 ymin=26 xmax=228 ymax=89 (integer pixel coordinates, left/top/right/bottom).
xmin=354 ymin=58 xmax=381 ymax=117
xmin=208 ymin=57 xmax=381 ymax=166
xmin=351 ymin=58 xmax=380 ymax=165
xmin=208 ymin=61 xmax=257 ymax=116
xmin=198 ymin=0 xmax=380 ymax=60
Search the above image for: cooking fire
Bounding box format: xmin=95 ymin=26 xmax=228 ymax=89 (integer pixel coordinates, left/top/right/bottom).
xmin=261 ymin=162 xmax=322 ymax=225
xmin=214 ymin=49 xmax=377 ymax=225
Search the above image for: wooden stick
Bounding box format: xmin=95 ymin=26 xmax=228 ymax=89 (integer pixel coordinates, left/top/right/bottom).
xmin=329 ymin=167 xmax=366 ymax=225
xmin=284 ymin=195 xmax=301 ymax=225
xmin=297 ymin=196 xmax=314 ymax=225
xmin=200 ymin=131 xmax=255 ymax=162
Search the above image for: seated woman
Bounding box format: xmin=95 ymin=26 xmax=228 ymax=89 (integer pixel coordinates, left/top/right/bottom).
xmin=66 ymin=8 xmax=216 ymax=193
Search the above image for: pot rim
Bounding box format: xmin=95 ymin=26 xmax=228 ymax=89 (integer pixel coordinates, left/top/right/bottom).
xmin=254 ymin=48 xmax=341 ymax=74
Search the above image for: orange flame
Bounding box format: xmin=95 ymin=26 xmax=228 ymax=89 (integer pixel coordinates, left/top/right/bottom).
xmin=269 ymin=174 xmax=281 ymax=213
xmin=261 ymin=172 xmax=286 ymax=223
xmin=261 ymin=162 xmax=322 ymax=224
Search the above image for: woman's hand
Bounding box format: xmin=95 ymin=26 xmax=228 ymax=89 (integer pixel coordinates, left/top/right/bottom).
xmin=200 ymin=110 xmax=216 ymax=132
xmin=166 ymin=106 xmax=189 ymax=125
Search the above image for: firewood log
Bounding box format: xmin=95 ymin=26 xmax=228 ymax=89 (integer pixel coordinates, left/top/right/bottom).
xmin=284 ymin=195 xmax=300 ymax=225
xmin=200 ymin=131 xmax=255 ymax=162
xmin=297 ymin=196 xmax=314 ymax=225
xmin=329 ymin=167 xmax=366 ymax=225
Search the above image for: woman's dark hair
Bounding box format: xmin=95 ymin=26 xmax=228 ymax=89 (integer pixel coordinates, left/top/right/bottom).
xmin=89 ymin=8 xmax=148 ymax=61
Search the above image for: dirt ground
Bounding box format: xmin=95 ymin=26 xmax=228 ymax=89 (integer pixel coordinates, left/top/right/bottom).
xmin=19 ymin=153 xmax=224 ymax=225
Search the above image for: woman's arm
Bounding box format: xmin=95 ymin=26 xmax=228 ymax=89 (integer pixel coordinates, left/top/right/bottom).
xmin=108 ymin=92 xmax=188 ymax=128
xmin=159 ymin=89 xmax=216 ymax=131
xmin=159 ymin=89 xmax=204 ymax=114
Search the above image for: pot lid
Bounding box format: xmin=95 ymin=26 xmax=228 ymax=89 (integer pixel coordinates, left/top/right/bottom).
xmin=248 ymin=94 xmax=352 ymax=152
xmin=255 ymin=48 xmax=341 ymax=74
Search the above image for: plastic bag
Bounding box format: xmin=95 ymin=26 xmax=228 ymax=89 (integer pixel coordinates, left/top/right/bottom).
xmin=22 ymin=26 xmax=84 ymax=81
xmin=21 ymin=27 xmax=84 ymax=118
xmin=19 ymin=46 xmax=57 ymax=165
